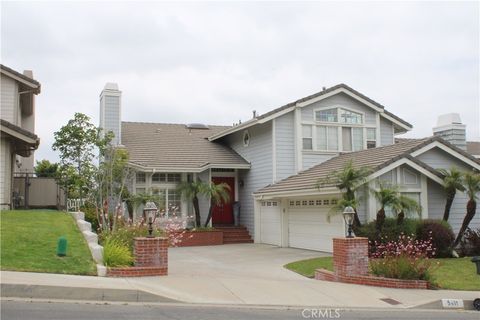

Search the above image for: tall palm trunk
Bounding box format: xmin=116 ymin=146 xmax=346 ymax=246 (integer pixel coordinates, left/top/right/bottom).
xmin=443 ymin=191 xmax=455 ymax=221
xmin=204 ymin=200 xmax=214 ymax=227
xmin=454 ymin=200 xmax=476 ymax=246
xmin=192 ymin=195 xmax=201 ymax=227
xmin=353 ymin=209 xmax=361 ymax=229
xmin=397 ymin=210 xmax=405 ymax=225
xmin=375 ymin=208 xmax=386 ymax=234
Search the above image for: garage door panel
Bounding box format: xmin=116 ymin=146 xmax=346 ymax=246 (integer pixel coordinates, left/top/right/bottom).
xmin=260 ymin=202 xmax=281 ymax=246
xmin=288 ymin=203 xmax=344 ymax=253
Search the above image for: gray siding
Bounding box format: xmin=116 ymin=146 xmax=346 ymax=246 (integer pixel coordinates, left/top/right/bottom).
xmin=418 ymin=147 xmax=479 ymax=233
xmin=356 ymin=185 xmax=368 ymax=223
xmin=275 ymin=113 xmax=295 ymax=181
xmin=300 ymin=93 xmax=377 ymax=125
xmin=1 ymin=75 xmax=18 ymax=124
xmin=302 ymin=153 xmax=336 ymax=170
xmin=224 ymin=122 xmax=273 ymax=235
xmin=416 ymin=148 xmax=471 ymax=171
xmin=380 ymin=117 xmax=394 ymax=146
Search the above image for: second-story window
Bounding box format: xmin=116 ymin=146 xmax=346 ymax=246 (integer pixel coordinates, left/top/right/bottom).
xmin=302 ymin=125 xmax=313 ymax=150
xmin=136 ymin=172 xmax=146 ymax=183
xmin=367 ymin=128 xmax=376 ymax=149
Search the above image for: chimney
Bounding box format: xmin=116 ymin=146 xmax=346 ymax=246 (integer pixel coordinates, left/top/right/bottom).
xmin=100 ymin=83 xmax=122 ymax=146
xmin=23 ymin=70 xmax=33 ymax=79
xmin=433 ymin=113 xmax=466 ymax=150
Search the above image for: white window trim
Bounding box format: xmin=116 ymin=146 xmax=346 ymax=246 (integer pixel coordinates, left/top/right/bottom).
xmin=313 ymin=105 xmax=366 ymax=125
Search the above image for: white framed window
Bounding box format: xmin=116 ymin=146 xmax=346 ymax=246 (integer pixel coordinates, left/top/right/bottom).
xmin=367 ymin=128 xmax=376 ymax=149
xmin=136 ymin=172 xmax=146 ymax=183
xmin=315 ymin=108 xmax=338 ymax=122
xmin=340 ymin=109 xmax=363 ymax=124
xmin=316 ymin=126 xmax=339 ymax=151
xmin=302 ymin=125 xmax=313 ymax=150
xmin=403 ymin=168 xmax=418 ymax=185
xmin=243 ymin=130 xmax=250 ymax=147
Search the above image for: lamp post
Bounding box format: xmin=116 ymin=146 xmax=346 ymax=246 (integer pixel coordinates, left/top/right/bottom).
xmin=343 ymin=206 xmax=355 ymax=238
xmin=143 ymin=201 xmax=158 ymax=238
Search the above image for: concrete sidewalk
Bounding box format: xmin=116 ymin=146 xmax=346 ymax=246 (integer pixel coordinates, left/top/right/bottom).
xmin=1 ymin=244 xmax=479 ymax=309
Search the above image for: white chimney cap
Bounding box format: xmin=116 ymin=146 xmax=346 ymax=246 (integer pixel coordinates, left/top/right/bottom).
xmin=103 ymin=82 xmax=119 ymax=91
xmin=436 ymin=113 xmax=463 ymax=127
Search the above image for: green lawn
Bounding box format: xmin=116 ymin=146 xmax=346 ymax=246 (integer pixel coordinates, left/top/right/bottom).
xmin=284 ymin=256 xmax=480 ymax=291
xmin=1 ymin=210 xmax=96 ymax=275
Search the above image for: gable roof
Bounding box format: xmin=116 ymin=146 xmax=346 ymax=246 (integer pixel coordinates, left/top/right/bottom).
xmin=0 ymin=64 xmax=41 ymax=93
xmin=209 ymin=83 xmax=412 ymax=141
xmin=255 ymin=136 xmax=479 ymax=196
xmin=121 ymin=122 xmax=250 ymax=172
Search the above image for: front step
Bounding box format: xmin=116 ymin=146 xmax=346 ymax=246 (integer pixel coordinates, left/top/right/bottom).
xmin=215 ymin=226 xmax=253 ymax=244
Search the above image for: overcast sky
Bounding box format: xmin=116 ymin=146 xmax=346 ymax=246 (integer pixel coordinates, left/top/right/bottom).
xmin=2 ymin=1 xmax=479 ymax=162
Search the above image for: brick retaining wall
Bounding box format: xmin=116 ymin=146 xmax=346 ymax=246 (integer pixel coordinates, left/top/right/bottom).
xmin=107 ymin=237 xmax=168 ymax=277
xmin=171 ymin=230 xmax=223 ymax=247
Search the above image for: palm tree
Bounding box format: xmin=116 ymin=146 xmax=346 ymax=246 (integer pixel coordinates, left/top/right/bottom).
xmin=202 ymin=182 xmax=231 ymax=227
xmin=392 ymin=194 xmax=422 ymax=225
xmin=177 ymin=180 xmax=205 ymax=227
xmin=438 ymin=167 xmax=465 ymax=222
xmin=372 ymin=183 xmax=399 ymax=232
xmin=317 ymin=160 xmax=372 ymax=227
xmin=454 ymin=171 xmax=480 ymax=246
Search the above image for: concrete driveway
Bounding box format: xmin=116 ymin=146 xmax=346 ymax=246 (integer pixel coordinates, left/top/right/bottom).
xmin=168 ymin=243 xmax=328 ymax=280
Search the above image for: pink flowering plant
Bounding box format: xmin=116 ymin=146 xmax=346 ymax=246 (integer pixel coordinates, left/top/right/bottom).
xmin=369 ymin=232 xmax=438 ymax=281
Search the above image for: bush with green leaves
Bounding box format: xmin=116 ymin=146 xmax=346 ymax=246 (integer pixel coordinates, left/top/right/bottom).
xmin=80 ymin=203 xmax=99 ymax=232
xmin=102 ymin=238 xmax=134 ymax=267
xmin=356 ymin=218 xmax=420 ymax=244
xmin=99 ymin=222 xmax=164 ymax=253
xmin=416 ymin=219 xmax=454 ymax=258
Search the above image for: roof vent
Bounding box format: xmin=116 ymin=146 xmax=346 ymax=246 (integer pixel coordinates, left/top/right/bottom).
xmin=186 ymin=123 xmax=210 ymax=130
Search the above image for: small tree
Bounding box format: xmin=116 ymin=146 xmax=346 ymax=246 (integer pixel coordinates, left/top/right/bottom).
xmin=454 ymin=171 xmax=480 ymax=246
xmin=372 ymin=183 xmax=399 ymax=233
xmin=438 ymin=167 xmax=465 ymax=222
xmin=393 ymin=194 xmax=422 ymax=225
xmin=34 ymin=159 xmax=58 ymax=177
xmin=177 ymin=181 xmax=205 ymax=227
xmin=52 ymin=113 xmax=101 ymax=200
xmin=203 ymin=182 xmax=231 ymax=227
xmin=317 ymin=160 xmax=371 ymax=227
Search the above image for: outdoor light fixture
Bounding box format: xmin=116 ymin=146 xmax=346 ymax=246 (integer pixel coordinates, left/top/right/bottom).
xmin=143 ymin=201 xmax=158 ymax=238
xmin=342 ymin=206 xmax=355 ymax=238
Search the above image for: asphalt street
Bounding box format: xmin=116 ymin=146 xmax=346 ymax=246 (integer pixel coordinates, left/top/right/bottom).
xmin=1 ymin=300 xmax=478 ymax=320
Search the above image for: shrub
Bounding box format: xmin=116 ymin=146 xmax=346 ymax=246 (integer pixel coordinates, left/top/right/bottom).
xmin=100 ymin=222 xmax=164 ymax=253
xmin=102 ymin=238 xmax=134 ymax=267
xmin=370 ymin=233 xmax=436 ymax=281
xmin=459 ymin=228 xmax=480 ymax=256
xmin=80 ymin=203 xmax=99 ymax=232
xmin=416 ymin=219 xmax=454 ymax=258
xmin=356 ymin=218 xmax=419 ymax=244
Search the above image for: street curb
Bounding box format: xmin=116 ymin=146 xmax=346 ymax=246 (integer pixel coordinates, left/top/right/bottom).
xmin=412 ymin=299 xmax=475 ymax=311
xmin=0 ymin=284 xmax=178 ymax=303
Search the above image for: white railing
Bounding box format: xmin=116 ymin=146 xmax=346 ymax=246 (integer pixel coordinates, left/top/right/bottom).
xmin=67 ymin=198 xmax=87 ymax=212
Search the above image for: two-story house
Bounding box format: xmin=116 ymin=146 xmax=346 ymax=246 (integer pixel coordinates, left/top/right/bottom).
xmin=0 ymin=64 xmax=41 ymax=210
xmin=100 ymin=83 xmax=480 ymax=252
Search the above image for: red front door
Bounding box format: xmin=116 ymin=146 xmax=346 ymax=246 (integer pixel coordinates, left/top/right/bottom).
xmin=211 ymin=177 xmax=235 ymax=225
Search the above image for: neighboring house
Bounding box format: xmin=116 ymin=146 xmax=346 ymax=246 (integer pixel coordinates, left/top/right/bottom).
xmin=0 ymin=64 xmax=41 ymax=210
xmin=100 ymin=83 xmax=479 ymax=252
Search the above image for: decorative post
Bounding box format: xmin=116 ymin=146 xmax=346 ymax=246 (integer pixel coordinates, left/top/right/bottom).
xmin=332 ymin=237 xmax=369 ymax=276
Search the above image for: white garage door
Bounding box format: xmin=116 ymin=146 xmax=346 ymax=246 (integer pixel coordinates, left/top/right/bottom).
xmin=288 ymin=198 xmax=345 ymax=252
xmin=259 ymin=201 xmax=281 ymax=246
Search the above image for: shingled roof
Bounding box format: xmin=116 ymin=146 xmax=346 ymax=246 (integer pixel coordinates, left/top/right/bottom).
xmin=209 ymin=83 xmax=412 ymax=141
xmin=467 ymin=141 xmax=480 ymax=157
xmin=121 ymin=122 xmax=250 ymax=171
xmin=255 ymin=137 xmax=469 ymax=195
xmin=0 ymin=64 xmax=41 ymax=93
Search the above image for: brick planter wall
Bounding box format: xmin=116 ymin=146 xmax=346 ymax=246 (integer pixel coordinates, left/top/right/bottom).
xmin=171 ymin=230 xmax=223 ymax=247
xmin=314 ymin=237 xmax=429 ymax=289
xmin=107 ymin=237 xmax=168 ymax=277
xmin=333 ymin=237 xmax=369 ymax=276
xmin=315 ymin=269 xmax=429 ymax=289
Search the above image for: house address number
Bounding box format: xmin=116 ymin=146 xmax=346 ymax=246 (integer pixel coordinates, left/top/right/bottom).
xmin=441 ymin=299 xmax=464 ymax=309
